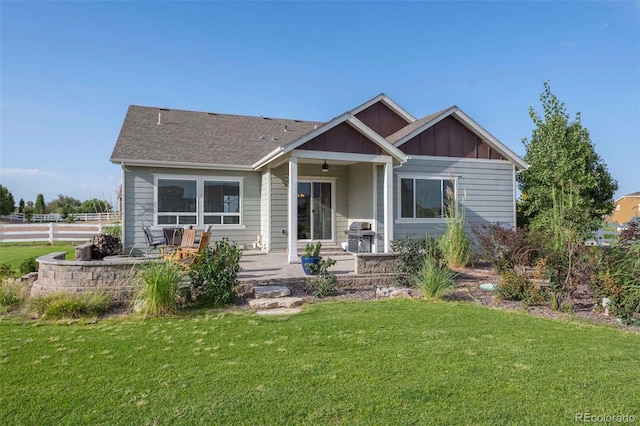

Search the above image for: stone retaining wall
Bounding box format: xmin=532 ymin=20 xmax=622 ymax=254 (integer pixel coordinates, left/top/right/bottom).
xmin=32 ymin=252 xmax=153 ymax=302
xmin=354 ymin=253 xmax=397 ymax=274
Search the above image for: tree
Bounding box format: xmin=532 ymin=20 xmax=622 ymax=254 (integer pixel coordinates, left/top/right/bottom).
xmin=34 ymin=194 xmax=47 ymax=215
xmin=77 ymin=198 xmax=112 ymax=213
xmin=517 ymin=82 xmax=617 ymax=234
xmin=47 ymin=194 xmax=81 ymax=214
xmin=0 ymin=185 xmax=15 ymax=215
xmin=18 ymin=198 xmax=25 ymax=214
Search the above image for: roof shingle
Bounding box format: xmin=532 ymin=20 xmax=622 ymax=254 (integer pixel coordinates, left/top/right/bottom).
xmin=110 ymin=106 xmax=322 ymax=167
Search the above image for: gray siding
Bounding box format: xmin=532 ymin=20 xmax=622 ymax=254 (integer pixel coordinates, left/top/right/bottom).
xmin=269 ymin=162 xmax=349 ymax=250
xmin=123 ymin=166 xmax=262 ymax=254
xmin=392 ymin=158 xmax=515 ymax=241
xmin=347 ymin=163 xmax=374 ymax=223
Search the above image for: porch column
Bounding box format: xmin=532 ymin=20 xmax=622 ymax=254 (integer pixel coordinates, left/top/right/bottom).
xmin=287 ymin=157 xmax=298 ymax=263
xmin=383 ymin=161 xmax=393 ymax=252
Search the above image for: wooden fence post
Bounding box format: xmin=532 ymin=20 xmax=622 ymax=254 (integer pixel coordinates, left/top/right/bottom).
xmin=49 ymin=223 xmax=54 ymax=244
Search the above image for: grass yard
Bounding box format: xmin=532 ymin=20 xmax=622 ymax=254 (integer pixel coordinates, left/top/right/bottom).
xmin=1 ymin=300 xmax=638 ymax=425
xmin=0 ymin=242 xmax=80 ymax=274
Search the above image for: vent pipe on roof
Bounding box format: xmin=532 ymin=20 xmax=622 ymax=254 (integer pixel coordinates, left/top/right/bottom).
xmin=284 ymin=125 xmax=288 ymax=132
xmin=157 ymin=112 xmax=162 ymax=125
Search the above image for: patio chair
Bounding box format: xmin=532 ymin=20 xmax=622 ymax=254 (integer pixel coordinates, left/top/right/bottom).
xmin=162 ymin=228 xmax=197 ymax=261
xmin=174 ymin=231 xmax=212 ymax=270
xmin=142 ymin=226 xmax=165 ymax=256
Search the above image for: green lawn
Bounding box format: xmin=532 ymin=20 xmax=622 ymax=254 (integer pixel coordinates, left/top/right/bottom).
xmin=1 ymin=300 xmax=638 ymax=425
xmin=0 ymin=242 xmax=80 ymax=274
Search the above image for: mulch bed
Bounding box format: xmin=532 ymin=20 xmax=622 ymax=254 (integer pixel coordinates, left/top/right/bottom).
xmin=290 ymin=263 xmax=640 ymax=332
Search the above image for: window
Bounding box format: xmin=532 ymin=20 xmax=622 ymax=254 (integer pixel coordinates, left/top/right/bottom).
xmin=157 ymin=179 xmax=197 ymax=225
xmin=154 ymin=175 xmax=243 ymax=227
xmin=399 ymin=177 xmax=455 ymax=219
xmin=204 ymin=181 xmax=240 ymax=225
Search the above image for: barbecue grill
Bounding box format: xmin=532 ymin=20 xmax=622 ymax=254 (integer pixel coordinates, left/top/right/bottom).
xmin=345 ymin=221 xmax=375 ymax=253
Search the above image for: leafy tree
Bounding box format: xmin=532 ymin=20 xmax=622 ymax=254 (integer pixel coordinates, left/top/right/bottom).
xmin=0 ymin=185 xmax=15 ymax=214
xmin=34 ymin=194 xmax=46 ymax=214
xmin=77 ymin=198 xmax=112 ymax=213
xmin=47 ymin=194 xmax=81 ymax=214
xmin=517 ymin=82 xmax=617 ymax=234
xmin=18 ymin=198 xmax=25 ymax=214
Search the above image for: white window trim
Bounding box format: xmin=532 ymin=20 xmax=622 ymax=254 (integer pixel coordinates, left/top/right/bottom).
xmin=153 ymin=174 xmax=245 ymax=229
xmin=395 ymin=174 xmax=458 ymax=224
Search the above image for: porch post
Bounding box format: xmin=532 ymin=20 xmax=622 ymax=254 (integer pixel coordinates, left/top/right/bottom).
xmin=287 ymin=157 xmax=298 ymax=263
xmin=383 ymin=161 xmax=393 ymax=252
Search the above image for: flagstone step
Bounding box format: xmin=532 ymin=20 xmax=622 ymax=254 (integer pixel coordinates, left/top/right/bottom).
xmin=248 ymin=296 xmax=305 ymax=310
xmin=256 ymin=308 xmax=302 ymax=316
xmin=253 ymin=285 xmax=291 ymax=299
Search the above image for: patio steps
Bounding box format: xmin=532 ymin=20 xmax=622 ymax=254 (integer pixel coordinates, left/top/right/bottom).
xmin=248 ymin=285 xmax=304 ymax=315
xmin=296 ymin=243 xmax=347 ymax=256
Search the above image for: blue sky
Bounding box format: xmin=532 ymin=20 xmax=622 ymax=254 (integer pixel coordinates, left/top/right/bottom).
xmin=1 ymin=1 xmax=638 ymax=206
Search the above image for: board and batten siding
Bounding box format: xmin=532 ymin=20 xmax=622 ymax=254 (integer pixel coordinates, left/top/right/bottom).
xmin=123 ymin=166 xmax=262 ymax=253
xmin=392 ymin=157 xmax=516 ymax=240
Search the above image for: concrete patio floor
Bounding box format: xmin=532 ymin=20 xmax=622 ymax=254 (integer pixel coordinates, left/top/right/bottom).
xmin=238 ymin=250 xmax=355 ymax=282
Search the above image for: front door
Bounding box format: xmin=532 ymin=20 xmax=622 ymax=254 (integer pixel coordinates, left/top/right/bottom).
xmin=298 ymin=181 xmax=333 ymax=240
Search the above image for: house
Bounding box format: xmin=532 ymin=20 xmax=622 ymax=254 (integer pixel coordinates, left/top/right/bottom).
xmin=607 ymin=192 xmax=640 ymax=225
xmin=110 ymin=94 xmax=528 ymax=262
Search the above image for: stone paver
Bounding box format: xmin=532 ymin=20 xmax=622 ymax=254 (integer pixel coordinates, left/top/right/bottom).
xmin=248 ymin=296 xmax=305 ymax=310
xmin=255 ymin=308 xmax=302 ymax=316
xmin=253 ymin=285 xmax=291 ymax=299
xmin=238 ymin=251 xmax=354 ymax=282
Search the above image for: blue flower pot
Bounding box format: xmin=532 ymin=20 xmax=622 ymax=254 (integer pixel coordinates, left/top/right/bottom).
xmin=301 ymin=256 xmax=322 ymax=275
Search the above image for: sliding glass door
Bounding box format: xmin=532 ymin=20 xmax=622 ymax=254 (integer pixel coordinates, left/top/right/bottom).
xmin=297 ymin=181 xmax=333 ymax=240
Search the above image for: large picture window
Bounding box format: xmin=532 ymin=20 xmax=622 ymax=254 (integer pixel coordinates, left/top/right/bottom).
xmin=154 ymin=175 xmax=243 ymax=227
xmin=157 ymin=179 xmax=197 ymax=225
xmin=204 ymin=181 xmax=240 ymax=225
xmin=399 ymin=177 xmax=455 ymax=219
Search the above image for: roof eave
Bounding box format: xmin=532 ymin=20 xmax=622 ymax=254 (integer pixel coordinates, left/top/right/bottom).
xmin=393 ymin=106 xmax=528 ymax=171
xmin=349 ymin=93 xmax=417 ymax=123
xmin=111 ymin=158 xmax=254 ymax=171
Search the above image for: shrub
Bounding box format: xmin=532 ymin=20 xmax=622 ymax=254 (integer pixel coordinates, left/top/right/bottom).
xmin=472 ymin=224 xmax=538 ymax=272
xmin=27 ymin=292 xmax=112 ymax=319
xmin=101 ymin=223 xmax=122 ymax=238
xmin=391 ymin=234 xmax=433 ymax=287
xmin=134 ymin=261 xmax=184 ymax=316
xmin=412 ymin=241 xmax=456 ymax=300
xmin=0 ymin=264 xmax=13 ymax=279
xmin=594 ymin=244 xmax=640 ymax=324
xmin=305 ymin=258 xmax=338 ymax=297
xmin=619 ymin=218 xmax=640 ymax=247
xmin=438 ymin=197 xmax=472 ymax=268
xmin=189 ymin=238 xmax=242 ymax=306
xmin=0 ymin=279 xmax=29 ymax=313
xmin=496 ymin=270 xmax=534 ymax=301
xmin=19 ymin=257 xmax=38 ymax=275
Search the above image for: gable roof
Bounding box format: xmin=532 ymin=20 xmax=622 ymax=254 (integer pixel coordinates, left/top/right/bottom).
xmin=252 ymin=112 xmax=408 ymax=169
xmin=388 ymin=106 xmax=529 ymax=171
xmin=111 ymin=95 xmax=527 ymax=172
xmin=110 ymin=106 xmax=321 ymax=168
xmin=349 ymin=93 xmax=417 ymax=124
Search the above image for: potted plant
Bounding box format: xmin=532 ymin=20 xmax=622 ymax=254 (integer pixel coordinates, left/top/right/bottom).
xmin=301 ymin=241 xmax=322 ymax=275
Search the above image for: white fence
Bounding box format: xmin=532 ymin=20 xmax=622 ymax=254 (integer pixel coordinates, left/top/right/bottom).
xmin=586 ymin=227 xmax=623 ymax=247
xmin=2 ymin=212 xmax=119 ymax=223
xmin=0 ymin=223 xmax=107 ymax=243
